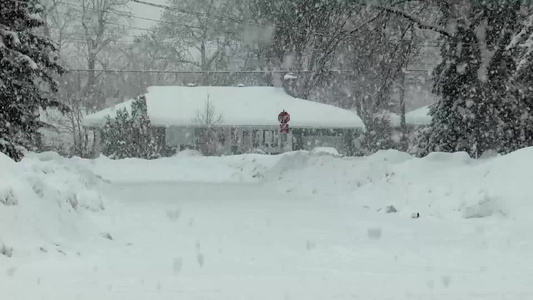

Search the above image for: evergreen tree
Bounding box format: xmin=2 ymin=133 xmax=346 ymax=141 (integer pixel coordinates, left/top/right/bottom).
xmin=498 ymin=9 xmax=533 ymax=153
xmin=419 ymin=1 xmax=523 ymax=157
xmin=130 ymin=95 xmax=159 ymax=159
xmin=100 ymin=116 xmax=117 ymax=158
xmin=101 ymin=108 xmax=131 ymax=159
xmin=0 ymin=0 xmax=66 ymax=160
xmin=101 ymin=95 xmax=160 ymax=159
xmin=360 ymin=111 xmax=395 ymax=154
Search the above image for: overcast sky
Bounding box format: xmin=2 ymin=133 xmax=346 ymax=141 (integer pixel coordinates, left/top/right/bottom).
xmin=128 ymin=0 xmax=165 ymax=34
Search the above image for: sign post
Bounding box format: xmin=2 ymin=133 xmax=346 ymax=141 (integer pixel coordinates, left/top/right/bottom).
xmin=278 ymin=110 xmax=290 ymax=152
xmin=278 ymin=110 xmax=290 ymax=134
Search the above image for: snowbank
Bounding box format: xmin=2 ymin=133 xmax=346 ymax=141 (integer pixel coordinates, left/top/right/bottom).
xmin=76 ymin=147 xmax=533 ymax=220
xmin=262 ymin=148 xmax=533 ymax=220
xmin=0 ymin=152 xmax=108 ymax=258
xmin=263 ymin=150 xmax=413 ymax=197
xmin=77 ymin=154 xmax=280 ymax=183
xmin=311 ymin=147 xmax=342 ymax=157
xmin=173 ymin=149 xmax=204 ymax=157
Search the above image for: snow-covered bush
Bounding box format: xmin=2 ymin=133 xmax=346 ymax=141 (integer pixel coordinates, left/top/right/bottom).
xmin=407 ymin=125 xmax=430 ymax=157
xmin=359 ymin=112 xmax=395 ymax=155
xmin=101 ymin=95 xmax=161 ymax=159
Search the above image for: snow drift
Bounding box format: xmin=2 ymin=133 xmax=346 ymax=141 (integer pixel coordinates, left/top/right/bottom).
xmin=0 ymin=152 xmax=108 ymax=258
xmin=2 ymin=149 xmax=533 ymax=299
xmin=77 ymin=153 xmax=280 ymax=183
xmin=80 ymin=147 xmax=533 ymax=221
xmin=263 ymin=148 xmax=533 ymax=220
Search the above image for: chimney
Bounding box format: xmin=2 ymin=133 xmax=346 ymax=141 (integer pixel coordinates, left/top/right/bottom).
xmin=282 ymin=73 xmax=298 ymax=97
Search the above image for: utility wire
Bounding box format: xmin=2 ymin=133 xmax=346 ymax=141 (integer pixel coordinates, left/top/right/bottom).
xmin=129 ymin=0 xmax=335 ymax=38
xmin=67 ymin=69 xmax=357 ymax=74
xmin=130 ymin=0 xmax=264 ymax=28
xmin=55 ymin=0 xmax=241 ymax=35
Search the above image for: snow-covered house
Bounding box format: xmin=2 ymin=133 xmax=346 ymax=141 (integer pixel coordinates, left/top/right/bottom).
xmin=82 ymin=86 xmax=365 ymax=156
xmin=404 ymin=105 xmax=431 ymax=127
xmin=388 ymin=106 xmax=432 ymax=146
xmin=390 ymin=105 xmax=432 ymax=128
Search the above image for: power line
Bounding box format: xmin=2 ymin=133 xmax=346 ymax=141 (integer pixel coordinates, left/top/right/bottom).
xmin=55 ymin=1 xmax=154 ymax=32
xmin=55 ymin=0 xmax=243 ymax=36
xmin=7 ymin=0 xmax=524 ymax=49
xmin=130 ymin=0 xmax=264 ymax=28
xmin=126 ymin=0 xmax=447 ymax=41
xmin=48 ymin=3 xmax=154 ymax=33
xmin=62 ymin=36 xmax=442 ymax=48
xmin=46 ymin=0 xmax=447 ymax=46
xmin=63 ymin=38 xmax=148 ymax=44
xmin=68 ymin=68 xmax=357 ymax=74
xmin=128 ymin=0 xmax=331 ymax=38
xmin=66 ymin=68 xmax=435 ymax=77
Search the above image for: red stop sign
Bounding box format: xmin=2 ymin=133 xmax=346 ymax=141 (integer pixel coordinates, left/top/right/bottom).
xmin=278 ymin=110 xmax=290 ymax=124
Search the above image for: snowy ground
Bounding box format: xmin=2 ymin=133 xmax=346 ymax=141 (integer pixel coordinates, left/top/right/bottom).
xmin=2 ymin=150 xmax=533 ymax=299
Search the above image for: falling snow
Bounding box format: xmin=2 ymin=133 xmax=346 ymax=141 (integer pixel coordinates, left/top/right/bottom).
xmin=2 ymin=1 xmax=533 ymax=299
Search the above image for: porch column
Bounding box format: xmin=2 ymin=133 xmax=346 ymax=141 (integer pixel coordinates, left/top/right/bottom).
xmin=93 ymin=128 xmax=101 ymax=158
xmin=224 ymin=127 xmax=232 ymax=155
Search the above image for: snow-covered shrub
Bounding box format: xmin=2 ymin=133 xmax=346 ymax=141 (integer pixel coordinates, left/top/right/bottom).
xmin=359 ymin=111 xmax=395 ymax=155
xmin=101 ymin=95 xmax=161 ymax=159
xmin=407 ymin=125 xmax=430 ymax=157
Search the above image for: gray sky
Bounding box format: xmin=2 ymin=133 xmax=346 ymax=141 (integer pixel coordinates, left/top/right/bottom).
xmin=128 ymin=0 xmax=165 ymax=33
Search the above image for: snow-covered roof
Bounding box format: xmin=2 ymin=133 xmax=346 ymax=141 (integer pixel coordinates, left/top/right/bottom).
xmin=284 ymin=73 xmax=298 ymax=80
xmin=82 ymin=86 xmax=365 ymax=129
xmin=390 ymin=105 xmax=432 ymax=127
xmin=405 ymin=105 xmax=431 ymax=126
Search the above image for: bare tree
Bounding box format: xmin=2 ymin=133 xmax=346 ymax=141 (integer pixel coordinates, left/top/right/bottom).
xmin=194 ymin=97 xmax=223 ymax=127
xmin=254 ymin=0 xmax=375 ymax=99
xmin=37 ymin=0 xmax=132 ymax=156
xmin=194 ymin=97 xmax=224 ymax=155
xmin=118 ymin=33 xmax=178 ymax=95
xmin=77 ymin=0 xmax=130 ymax=108
xmin=151 ymin=0 xmax=245 ymax=84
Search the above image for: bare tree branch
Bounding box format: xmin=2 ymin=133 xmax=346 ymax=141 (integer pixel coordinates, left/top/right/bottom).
xmin=194 ymin=96 xmax=223 ymax=127
xmin=371 ymin=5 xmax=452 ymax=37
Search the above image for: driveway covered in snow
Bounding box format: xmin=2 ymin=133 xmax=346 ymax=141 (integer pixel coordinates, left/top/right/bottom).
xmin=2 ymin=151 xmax=533 ymax=299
